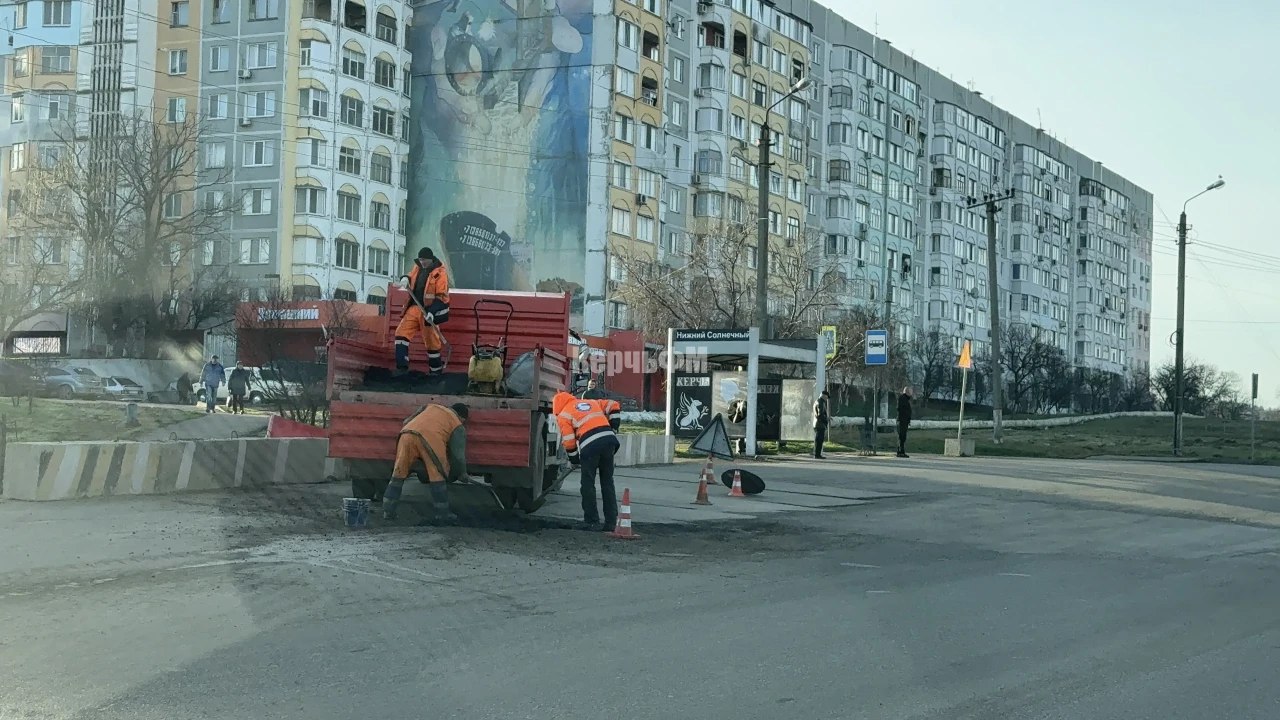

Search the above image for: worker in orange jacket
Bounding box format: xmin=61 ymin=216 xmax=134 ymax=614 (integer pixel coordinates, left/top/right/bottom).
xmin=552 ymin=391 xmax=621 ymax=531
xmin=395 ymin=247 xmax=450 ymax=375
xmin=383 ymin=402 xmax=470 ymax=524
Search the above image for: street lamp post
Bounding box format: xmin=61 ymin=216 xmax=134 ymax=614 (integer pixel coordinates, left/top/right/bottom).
xmin=755 ymin=76 xmax=810 ymax=339
xmin=1173 ymin=176 xmax=1225 ymax=456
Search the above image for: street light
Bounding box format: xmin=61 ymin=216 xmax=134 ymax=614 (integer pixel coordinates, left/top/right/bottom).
xmin=1173 ymin=175 xmax=1225 ymax=456
xmin=754 ymin=77 xmax=811 ymax=338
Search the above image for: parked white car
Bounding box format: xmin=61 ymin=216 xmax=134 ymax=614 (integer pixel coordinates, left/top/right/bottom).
xmin=192 ymin=366 xmax=303 ymax=405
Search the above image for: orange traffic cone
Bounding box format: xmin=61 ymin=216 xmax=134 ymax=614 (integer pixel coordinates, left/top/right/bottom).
xmin=611 ymin=488 xmax=639 ymax=540
xmin=693 ymin=468 xmax=713 ymax=505
xmin=729 ymin=469 xmax=746 ymax=497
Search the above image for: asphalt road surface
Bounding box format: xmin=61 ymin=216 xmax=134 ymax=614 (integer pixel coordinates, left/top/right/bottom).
xmin=2 ymin=454 xmax=1279 ymax=719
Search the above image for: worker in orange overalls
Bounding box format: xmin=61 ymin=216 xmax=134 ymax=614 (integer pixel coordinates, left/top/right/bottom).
xmin=395 ymin=247 xmax=451 ymax=375
xmin=552 ymin=391 xmax=622 ymax=532
xmin=383 ymin=402 xmax=470 ymax=524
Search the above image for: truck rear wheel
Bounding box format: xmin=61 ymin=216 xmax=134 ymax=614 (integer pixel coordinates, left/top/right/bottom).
xmin=515 ymin=488 xmax=547 ymax=514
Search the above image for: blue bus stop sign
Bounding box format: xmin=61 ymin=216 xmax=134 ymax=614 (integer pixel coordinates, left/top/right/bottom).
xmin=865 ymin=329 xmax=888 ymax=366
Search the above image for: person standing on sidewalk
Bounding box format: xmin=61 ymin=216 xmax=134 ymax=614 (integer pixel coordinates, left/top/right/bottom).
xmin=227 ymin=361 xmax=251 ymax=414
xmin=813 ymin=389 xmax=830 ymax=459
xmin=201 ymin=355 xmax=225 ymax=414
xmin=896 ymin=386 xmax=913 ymax=458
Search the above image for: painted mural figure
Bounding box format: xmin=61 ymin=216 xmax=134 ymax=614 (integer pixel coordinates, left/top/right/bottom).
xmin=408 ymin=0 xmax=592 ymax=299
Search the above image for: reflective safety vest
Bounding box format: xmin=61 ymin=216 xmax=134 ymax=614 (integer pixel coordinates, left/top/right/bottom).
xmin=553 ymin=393 xmax=620 ymax=457
xmin=406 ymin=261 xmax=451 ymax=317
xmin=399 ymin=404 xmax=462 ymax=482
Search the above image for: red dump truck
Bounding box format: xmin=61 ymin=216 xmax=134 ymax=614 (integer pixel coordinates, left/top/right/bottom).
xmin=326 ymin=285 xmax=574 ymax=513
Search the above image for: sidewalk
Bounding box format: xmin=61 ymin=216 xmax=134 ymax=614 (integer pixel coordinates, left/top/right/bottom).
xmin=134 ymin=411 xmax=269 ymax=442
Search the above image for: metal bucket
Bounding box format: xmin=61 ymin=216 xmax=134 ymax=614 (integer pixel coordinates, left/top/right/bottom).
xmin=342 ymin=498 xmax=371 ymax=529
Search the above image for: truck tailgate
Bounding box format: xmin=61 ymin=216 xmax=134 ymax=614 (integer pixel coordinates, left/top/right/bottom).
xmin=329 ymin=401 xmax=534 ymax=467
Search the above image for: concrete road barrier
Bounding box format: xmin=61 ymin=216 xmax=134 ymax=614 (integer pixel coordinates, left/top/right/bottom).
xmin=3 ymin=438 xmax=341 ymax=501
xmin=615 ymin=434 xmax=675 ymax=467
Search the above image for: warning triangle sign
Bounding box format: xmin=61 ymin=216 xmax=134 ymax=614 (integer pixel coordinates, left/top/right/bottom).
xmin=957 ymin=340 xmax=973 ymax=370
xmin=690 ymin=413 xmax=734 ymax=460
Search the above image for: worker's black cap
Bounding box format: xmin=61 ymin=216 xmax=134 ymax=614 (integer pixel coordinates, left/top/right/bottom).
xmin=451 ymin=402 xmax=469 ymax=419
xmin=417 ymin=247 xmax=435 ymax=260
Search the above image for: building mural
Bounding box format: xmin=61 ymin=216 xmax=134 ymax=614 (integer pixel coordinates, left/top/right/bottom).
xmin=407 ymin=0 xmax=592 ymax=310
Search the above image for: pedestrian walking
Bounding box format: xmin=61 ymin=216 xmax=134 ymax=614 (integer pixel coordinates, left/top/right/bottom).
xmin=813 ymin=389 xmax=830 ymax=459
xmin=896 ymin=386 xmax=913 ymax=458
xmin=552 ymin=391 xmax=621 ymax=532
xmin=200 ymin=355 xmax=225 ymax=414
xmin=227 ymin=361 xmax=251 ymax=414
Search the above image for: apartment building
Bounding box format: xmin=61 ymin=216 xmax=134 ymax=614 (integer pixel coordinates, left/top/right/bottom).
xmin=581 ymin=0 xmax=1153 ymax=380
xmin=0 ymin=0 xmax=413 ymax=348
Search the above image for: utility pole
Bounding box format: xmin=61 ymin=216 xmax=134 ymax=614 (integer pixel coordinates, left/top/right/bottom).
xmin=1251 ymin=372 xmax=1259 ymax=462
xmin=754 ymin=122 xmax=772 ymax=339
xmin=1173 ymin=209 xmax=1189 ymax=457
xmin=1174 ymin=177 xmax=1224 ymax=456
xmin=966 ymin=190 xmax=1014 ymax=443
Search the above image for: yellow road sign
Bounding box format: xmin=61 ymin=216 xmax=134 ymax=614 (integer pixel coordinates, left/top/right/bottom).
xmin=821 ymin=325 xmax=837 ymax=360
xmin=957 ymin=340 xmax=973 ymax=370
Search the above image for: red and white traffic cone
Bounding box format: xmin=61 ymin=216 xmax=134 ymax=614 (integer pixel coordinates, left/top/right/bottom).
xmin=728 ymin=469 xmax=746 ymax=497
xmin=611 ymin=488 xmax=639 ymax=539
xmin=692 ymin=467 xmax=713 ymax=505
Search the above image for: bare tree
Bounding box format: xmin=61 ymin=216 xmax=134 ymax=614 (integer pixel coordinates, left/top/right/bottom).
xmin=0 ymin=237 xmax=82 ymax=348
xmin=908 ymin=330 xmax=952 ymax=408
xmin=235 ymin=290 xmax=364 ymax=425
xmin=12 ymin=109 xmax=236 ymax=353
xmin=608 ymin=213 xmax=844 ymax=339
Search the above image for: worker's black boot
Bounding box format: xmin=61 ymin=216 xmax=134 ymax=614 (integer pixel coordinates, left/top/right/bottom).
xmin=383 ymin=479 xmax=404 ymax=521
xmin=428 ymin=482 xmax=459 ymax=525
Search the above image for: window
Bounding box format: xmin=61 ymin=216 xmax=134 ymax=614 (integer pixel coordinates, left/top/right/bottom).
xmin=244 ymin=90 xmax=276 ymax=118
xmin=342 ymin=48 xmax=366 ymax=78
xmin=300 ymin=88 xmax=329 ymax=118
xmin=644 ymin=0 xmax=659 ymax=14
xmin=617 ymin=19 xmax=638 ymax=50
xmin=247 ymin=42 xmax=278 ymax=69
xmin=204 ymin=142 xmax=227 ymax=168
xmin=694 ymin=107 xmax=722 ymax=132
xmin=367 ymin=245 xmax=391 ymax=275
xmin=40 ymin=46 xmax=71 ymax=73
xmin=611 ymin=206 xmax=631 ymax=236
xmin=398 ymin=205 xmax=407 ymax=235
xmin=301 ymin=138 xmax=327 ymax=167
xmin=43 ymin=0 xmax=70 ymax=26
xmin=9 ymin=143 xmax=26 ymax=171
xmin=370 ymin=153 xmax=392 ymax=184
xmin=375 ymin=12 xmax=397 ymax=43
xmin=241 ymin=188 xmax=273 ymax=215
xmin=12 ymin=1 xmax=25 ymax=28
xmin=693 ymin=192 xmax=722 ymax=218
xmin=697 ymin=62 xmax=725 ymax=89
xmin=786 ymin=216 xmax=800 ymax=240
xmin=374 ymin=57 xmax=396 ymax=88
xmin=614 ymin=114 xmax=634 ymax=143
xmin=11 ymin=51 xmax=29 ymax=78
xmin=249 ymin=0 xmax=279 ymax=20
xmin=830 ymin=85 xmax=852 ymax=108
xmin=235 ymin=237 xmax=270 ymax=265
xmin=338 ymin=146 xmax=362 ymax=175
xmin=166 ymin=97 xmax=187 ymax=123
xmin=636 ymin=215 xmax=655 ymax=243
xmin=35 ymin=238 xmax=65 ymax=264
xmin=607 ymin=301 xmax=629 ymax=329
xmin=340 ymin=95 xmax=364 ymax=126
xmin=667 ymin=184 xmax=685 ymax=214
xmin=211 ymin=0 xmax=228 ymax=22
xmin=295 ymin=187 xmax=326 ymax=214
xmin=243 ymin=139 xmax=275 ymax=166
xmin=637 ymin=168 xmax=658 ymax=198
xmin=337 ymin=191 xmax=361 ymax=222
xmin=372 ymin=106 xmax=395 ymax=135
xmin=169 ymin=0 xmax=190 ymax=25
xmin=205 ymin=93 xmax=228 ymax=119
xmin=163 ymin=192 xmax=185 ymax=219
xmin=752 ymin=81 xmax=766 ymax=106
xmin=668 ymin=99 xmax=685 ymax=128
xmin=611 ymin=161 xmax=632 ymax=190
xmin=335 ymin=238 xmax=360 ymax=269
xmin=670 ymin=56 xmax=686 ymax=84
xmin=37 ymin=144 xmax=61 ymax=168
xmin=828 ymin=159 xmax=851 ymax=182
xmin=5 ymin=237 xmax=19 ymax=265
xmin=615 ymin=67 xmax=635 ymax=96
xmin=299 ymin=40 xmax=315 ymax=66
xmin=826 ymin=195 xmax=850 ymax=219
xmin=209 ymin=45 xmax=229 ymax=71
xmin=368 ymin=200 xmax=391 ymax=230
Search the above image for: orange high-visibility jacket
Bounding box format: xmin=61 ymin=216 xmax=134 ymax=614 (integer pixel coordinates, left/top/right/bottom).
xmin=405 ymin=261 xmax=451 ymax=309
xmin=395 ymin=403 xmax=466 ymax=482
xmin=552 ymin=391 xmax=620 ymax=458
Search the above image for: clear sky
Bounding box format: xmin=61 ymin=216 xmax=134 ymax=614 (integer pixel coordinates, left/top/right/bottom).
xmin=830 ymin=0 xmax=1280 ymax=405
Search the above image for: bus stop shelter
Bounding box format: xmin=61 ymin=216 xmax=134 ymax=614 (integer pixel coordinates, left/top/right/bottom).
xmin=662 ymin=327 xmax=829 ymax=456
